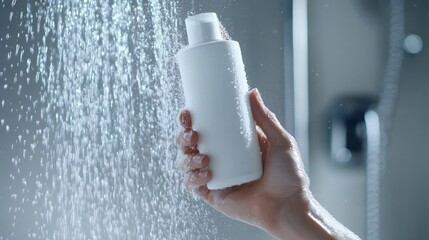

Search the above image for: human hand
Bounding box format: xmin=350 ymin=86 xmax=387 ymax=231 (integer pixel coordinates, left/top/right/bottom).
xmin=176 ymin=88 xmax=310 ymax=230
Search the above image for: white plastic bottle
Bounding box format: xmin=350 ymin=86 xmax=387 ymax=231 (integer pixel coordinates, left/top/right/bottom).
xmin=177 ymin=12 xmax=262 ymax=190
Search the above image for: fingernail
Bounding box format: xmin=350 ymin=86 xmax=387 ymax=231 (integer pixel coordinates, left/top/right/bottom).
xmin=191 ymin=155 xmax=204 ymax=164
xmin=198 ymin=170 xmax=208 ymax=178
xmin=180 ymin=113 xmax=188 ymax=126
xmin=180 ymin=110 xmax=191 ymax=128
xmin=180 ymin=114 xmax=185 ymax=124
xmin=254 ymin=88 xmax=263 ymax=103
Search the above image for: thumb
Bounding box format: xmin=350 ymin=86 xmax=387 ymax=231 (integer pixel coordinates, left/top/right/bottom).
xmin=248 ymin=88 xmax=292 ymax=147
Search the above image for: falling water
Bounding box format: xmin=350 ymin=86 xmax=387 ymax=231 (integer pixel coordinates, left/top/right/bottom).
xmin=1 ymin=0 xmax=218 ymax=239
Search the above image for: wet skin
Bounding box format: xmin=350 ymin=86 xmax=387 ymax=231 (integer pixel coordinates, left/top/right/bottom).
xmin=176 ymin=88 xmax=359 ymax=240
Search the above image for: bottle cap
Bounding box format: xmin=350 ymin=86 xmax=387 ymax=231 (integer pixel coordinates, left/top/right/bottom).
xmin=185 ymin=12 xmax=223 ymax=45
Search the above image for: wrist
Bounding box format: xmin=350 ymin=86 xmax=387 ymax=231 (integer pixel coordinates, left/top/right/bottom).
xmin=258 ymin=190 xmax=336 ymax=240
xmin=250 ymin=190 xmax=309 ymax=238
xmin=267 ymin=191 xmax=311 ymax=239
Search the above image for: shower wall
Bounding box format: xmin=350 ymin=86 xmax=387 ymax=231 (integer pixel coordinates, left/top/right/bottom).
xmin=380 ymin=1 xmax=429 ymax=239
xmin=308 ymin=0 xmax=384 ymax=237
xmin=308 ymin=0 xmax=429 ymax=239
xmin=0 ymin=1 xmax=44 ymax=239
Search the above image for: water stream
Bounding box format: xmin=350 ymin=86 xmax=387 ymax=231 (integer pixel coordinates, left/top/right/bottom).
xmin=1 ymin=0 xmax=217 ymax=239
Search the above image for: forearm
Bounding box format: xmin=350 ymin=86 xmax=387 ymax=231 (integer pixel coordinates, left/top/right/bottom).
xmin=305 ymin=194 xmax=360 ymax=240
xmin=262 ymin=191 xmax=360 ymax=240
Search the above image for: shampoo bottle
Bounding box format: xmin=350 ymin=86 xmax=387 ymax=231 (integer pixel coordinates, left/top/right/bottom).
xmin=177 ymin=12 xmax=262 ymax=190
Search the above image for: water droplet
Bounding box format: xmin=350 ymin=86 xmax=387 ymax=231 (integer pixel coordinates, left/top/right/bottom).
xmin=3 ymin=2 xmax=219 ymax=238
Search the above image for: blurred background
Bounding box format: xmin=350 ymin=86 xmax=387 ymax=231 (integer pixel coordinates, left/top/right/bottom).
xmin=1 ymin=0 xmax=428 ymax=239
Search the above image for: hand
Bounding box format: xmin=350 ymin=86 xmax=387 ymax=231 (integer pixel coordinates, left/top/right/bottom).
xmin=176 ymin=88 xmax=309 ymax=229
xmin=177 ymin=88 xmax=360 ymax=240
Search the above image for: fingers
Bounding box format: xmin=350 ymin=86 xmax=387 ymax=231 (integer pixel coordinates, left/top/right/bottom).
xmin=194 ymin=185 xmax=211 ymax=202
xmin=177 ymin=109 xmax=211 ymax=194
xmin=179 ymin=109 xmax=192 ymax=129
xmin=181 ymin=145 xmax=199 ymax=154
xmin=177 ymin=129 xmax=199 ymax=147
xmin=178 ymin=153 xmax=211 ymax=191
xmin=184 ymin=169 xmax=211 ymax=190
xmin=179 ymin=154 xmax=209 ymax=172
xmin=249 ymin=88 xmax=294 ymax=147
xmin=177 ymin=109 xmax=199 ymax=154
xmin=256 ymin=125 xmax=269 ymax=159
xmin=177 ymin=129 xmax=199 ymax=154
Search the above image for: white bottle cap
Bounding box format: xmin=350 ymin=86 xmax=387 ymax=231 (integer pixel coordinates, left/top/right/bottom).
xmin=185 ymin=12 xmax=223 ymax=45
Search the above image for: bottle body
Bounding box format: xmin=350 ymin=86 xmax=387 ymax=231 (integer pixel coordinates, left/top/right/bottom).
xmin=178 ymin=40 xmax=262 ymax=190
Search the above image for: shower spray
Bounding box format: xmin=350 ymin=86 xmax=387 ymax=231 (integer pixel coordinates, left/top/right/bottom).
xmin=177 ymin=12 xmax=262 ymax=190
